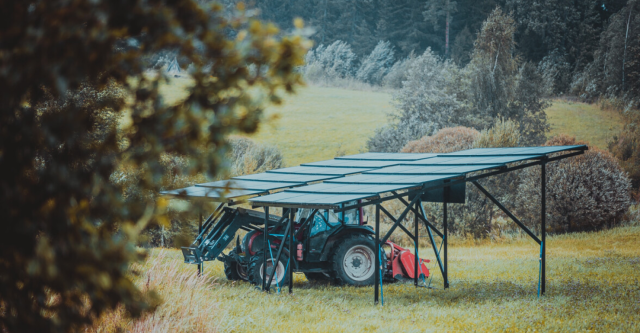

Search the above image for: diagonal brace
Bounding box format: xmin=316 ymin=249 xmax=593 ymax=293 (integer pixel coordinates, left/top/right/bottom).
xmin=418 ymin=200 xmax=445 ymax=278
xmin=472 ymin=181 xmax=541 ymax=245
xmin=394 ymin=194 xmax=444 ymax=238
xmin=379 ymin=205 xmax=415 ymax=241
xmin=381 ymin=191 xmax=423 ymax=244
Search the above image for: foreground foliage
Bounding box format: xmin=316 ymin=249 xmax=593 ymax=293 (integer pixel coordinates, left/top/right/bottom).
xmin=0 ymin=1 xmax=308 ymax=331
xmin=91 ymin=226 xmax=640 ymax=332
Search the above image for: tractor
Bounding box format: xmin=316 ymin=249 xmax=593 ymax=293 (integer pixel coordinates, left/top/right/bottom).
xmin=181 ymin=202 xmax=429 ymax=287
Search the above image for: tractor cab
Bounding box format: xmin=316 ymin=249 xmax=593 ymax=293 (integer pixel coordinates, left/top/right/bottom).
xmin=299 ymin=201 xmax=372 ymax=262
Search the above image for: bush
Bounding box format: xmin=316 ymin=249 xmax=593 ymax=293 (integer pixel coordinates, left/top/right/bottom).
xmin=473 ymin=118 xmax=520 ymax=148
xmin=402 ymin=126 xmax=479 ymax=153
xmin=367 ymin=48 xmax=463 ymax=152
xmin=516 ymin=135 xmax=633 ymax=233
xmin=228 ymin=137 xmax=285 ymax=176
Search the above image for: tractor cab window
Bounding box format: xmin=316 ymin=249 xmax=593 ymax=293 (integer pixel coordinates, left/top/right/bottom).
xmin=327 ymin=201 xmax=359 ymax=225
xmin=309 ymin=212 xmax=329 ymax=237
xmin=342 ymin=201 xmax=359 ymax=225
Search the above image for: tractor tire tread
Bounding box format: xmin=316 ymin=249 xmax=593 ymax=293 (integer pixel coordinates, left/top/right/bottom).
xmin=329 ymin=233 xmax=378 ymax=287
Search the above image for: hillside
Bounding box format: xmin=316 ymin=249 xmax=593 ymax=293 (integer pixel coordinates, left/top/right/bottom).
xmin=92 ymin=226 xmax=640 ymax=332
xmin=160 ymin=77 xmax=624 ymax=166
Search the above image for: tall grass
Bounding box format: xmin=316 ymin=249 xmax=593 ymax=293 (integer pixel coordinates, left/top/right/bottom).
xmin=90 ymin=225 xmax=640 ymax=332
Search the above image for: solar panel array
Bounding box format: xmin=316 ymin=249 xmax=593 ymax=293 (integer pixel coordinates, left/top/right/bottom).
xmin=162 ymin=145 xmax=587 ymax=206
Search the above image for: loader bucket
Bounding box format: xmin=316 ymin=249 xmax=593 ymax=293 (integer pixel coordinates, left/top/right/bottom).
xmin=181 ymin=247 xmax=203 ymax=264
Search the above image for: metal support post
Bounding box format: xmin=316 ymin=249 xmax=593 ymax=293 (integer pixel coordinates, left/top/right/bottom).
xmin=443 ymin=184 xmax=449 ymax=289
xmin=289 ymin=208 xmax=294 ymax=294
xmin=418 ymin=201 xmax=445 ymax=278
xmin=374 ymin=204 xmax=380 ymax=304
xmin=262 ymin=207 xmax=269 ymax=291
xmin=198 ymin=213 xmax=202 ymax=276
xmin=265 ymin=209 xmax=292 ymax=289
xmin=541 ymin=162 xmax=546 ymax=295
xmin=414 ymin=201 xmax=419 ymax=287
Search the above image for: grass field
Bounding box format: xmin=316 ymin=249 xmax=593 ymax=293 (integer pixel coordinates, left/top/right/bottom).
xmin=546 ymin=99 xmax=624 ymax=150
xmin=159 ymin=77 xmax=623 ymax=166
xmin=92 ymin=226 xmax=640 ymax=332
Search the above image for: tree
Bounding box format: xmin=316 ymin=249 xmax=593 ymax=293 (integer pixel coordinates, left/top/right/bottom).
xmin=0 ymin=1 xmax=308 ymax=332
xmin=464 ymin=8 xmax=549 ymax=144
xmin=572 ymin=0 xmax=640 ymax=101
xmin=367 ymin=48 xmax=464 ymax=152
xmin=424 ymin=0 xmax=458 ymax=57
xmin=355 ymin=40 xmax=396 ymax=84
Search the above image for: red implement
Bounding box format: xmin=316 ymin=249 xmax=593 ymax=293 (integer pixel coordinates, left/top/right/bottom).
xmin=384 ymin=241 xmax=430 ymax=280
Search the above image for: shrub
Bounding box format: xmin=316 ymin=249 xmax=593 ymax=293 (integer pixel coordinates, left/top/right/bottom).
xmin=367 ymin=48 xmax=463 ymax=152
xmin=516 ymin=135 xmax=632 ymax=233
xmin=228 ymin=137 xmax=285 ymax=176
xmin=473 ymin=118 xmax=520 ymax=148
xmin=402 ymin=126 xmax=479 ymax=153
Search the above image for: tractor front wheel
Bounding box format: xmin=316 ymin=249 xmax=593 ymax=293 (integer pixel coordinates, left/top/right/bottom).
xmin=330 ymin=234 xmax=377 ymax=286
xmin=223 ymin=259 xmax=248 ymax=281
xmin=247 ymin=250 xmax=290 ymax=287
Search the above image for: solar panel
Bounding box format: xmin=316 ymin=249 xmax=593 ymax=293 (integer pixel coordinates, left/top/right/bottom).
xmin=444 ymin=145 xmax=585 ymax=156
xmin=285 ymin=183 xmax=412 ymax=194
xmin=161 ymin=186 xmax=263 ymax=200
xmin=196 ymin=179 xmax=301 ymax=191
xmin=325 ymin=173 xmax=461 ymax=185
xmin=162 ymin=145 xmax=587 ymax=205
xmin=250 ymin=192 xmax=377 ymax=207
xmin=403 ymin=155 xmax=542 ymax=165
xmin=267 ymin=166 xmax=372 ymax=175
xmin=302 ymin=159 xmax=405 ymax=168
xmin=234 ymin=172 xmax=340 ymax=183
xmin=336 ymin=152 xmax=437 ymax=161
xmin=365 ymin=164 xmax=504 ymax=174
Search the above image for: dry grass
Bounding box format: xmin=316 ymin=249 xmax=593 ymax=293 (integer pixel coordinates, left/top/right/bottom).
xmin=546 ymin=99 xmax=624 ymax=149
xmin=90 ymin=226 xmax=640 ymax=332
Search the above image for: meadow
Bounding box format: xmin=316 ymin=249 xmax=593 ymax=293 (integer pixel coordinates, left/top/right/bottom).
xmin=159 ymin=77 xmax=624 ymax=166
xmin=92 ymin=225 xmax=640 ymax=332
xmin=123 ymin=78 xmax=640 ymax=332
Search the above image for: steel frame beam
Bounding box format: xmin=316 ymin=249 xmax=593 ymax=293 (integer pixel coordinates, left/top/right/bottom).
xmin=394 ymin=194 xmax=444 ymax=238
xmin=379 ymin=205 xmax=415 ymax=241
xmin=419 ymin=201 xmax=445 ymax=281
xmin=265 ymin=209 xmax=292 ymax=291
xmin=471 ymin=181 xmax=541 ymax=244
xmin=374 ymin=204 xmax=380 ymax=304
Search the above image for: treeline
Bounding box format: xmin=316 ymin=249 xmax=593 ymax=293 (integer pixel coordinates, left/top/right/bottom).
xmin=227 ymin=0 xmax=629 ymax=95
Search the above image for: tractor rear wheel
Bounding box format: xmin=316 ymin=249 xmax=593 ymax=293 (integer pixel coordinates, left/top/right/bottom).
xmin=247 ymin=250 xmax=290 ymax=287
xmin=224 ymin=259 xmax=248 ymax=281
xmin=330 ymin=234 xmax=377 ymax=286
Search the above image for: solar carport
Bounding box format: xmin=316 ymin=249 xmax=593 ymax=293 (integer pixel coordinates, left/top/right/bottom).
xmin=163 ymin=145 xmax=588 ymax=303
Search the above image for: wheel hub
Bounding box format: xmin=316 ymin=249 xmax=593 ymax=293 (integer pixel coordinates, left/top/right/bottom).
xmin=343 ymin=245 xmax=374 ymax=282
xmin=259 ymin=259 xmax=286 ymax=286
